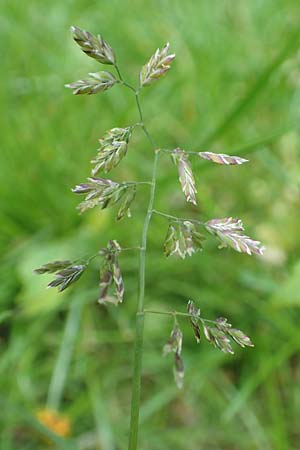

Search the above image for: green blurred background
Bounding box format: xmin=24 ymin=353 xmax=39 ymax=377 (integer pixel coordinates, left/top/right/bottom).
xmin=1 ymin=0 xmax=300 ymax=449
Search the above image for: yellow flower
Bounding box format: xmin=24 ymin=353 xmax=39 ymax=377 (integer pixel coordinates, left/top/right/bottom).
xmin=36 ymin=408 xmax=71 ymax=438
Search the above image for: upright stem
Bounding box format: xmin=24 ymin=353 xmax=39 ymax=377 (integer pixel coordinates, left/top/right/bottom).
xmin=115 ymin=65 xmax=159 ymax=450
xmin=128 ymin=149 xmax=159 ymax=450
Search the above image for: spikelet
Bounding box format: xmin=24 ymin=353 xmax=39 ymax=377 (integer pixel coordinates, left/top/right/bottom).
xmin=65 ymin=71 xmax=117 ymax=95
xmin=163 ymin=322 xmax=184 ymax=389
xmin=71 ymin=26 xmax=115 ymax=65
xmin=199 ymin=151 xmax=248 ymax=165
xmin=35 ymin=260 xmax=87 ymax=293
xmin=91 ymin=127 xmax=132 ymax=175
xmin=72 ymin=177 xmax=136 ymax=219
xmin=172 ymin=148 xmax=197 ymax=205
xmin=203 ymin=316 xmax=254 ymax=354
xmin=187 ymin=300 xmax=201 ymax=343
xmin=205 ymin=217 xmax=264 ymax=256
xmin=99 ymin=240 xmax=124 ymax=305
xmin=164 ymin=221 xmax=205 ymax=258
xmin=140 ymin=43 xmax=175 ymax=87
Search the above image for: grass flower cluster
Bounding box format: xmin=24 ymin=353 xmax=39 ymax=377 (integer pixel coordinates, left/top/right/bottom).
xmin=35 ymin=26 xmax=265 ymax=450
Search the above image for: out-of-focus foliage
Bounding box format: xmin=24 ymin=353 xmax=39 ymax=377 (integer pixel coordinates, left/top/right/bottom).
xmin=1 ymin=0 xmax=300 ymax=449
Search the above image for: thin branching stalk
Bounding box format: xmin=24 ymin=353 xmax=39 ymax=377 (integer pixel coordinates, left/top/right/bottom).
xmin=35 ymin=27 xmax=263 ymax=449
xmin=143 ymin=309 xmax=218 ymax=325
xmin=152 ymin=209 xmax=205 ymax=225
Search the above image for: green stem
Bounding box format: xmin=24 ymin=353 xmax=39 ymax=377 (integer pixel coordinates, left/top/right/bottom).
xmin=124 ymin=181 xmax=152 ymax=186
xmin=114 ymin=64 xmax=124 ymax=83
xmin=114 ymin=64 xmax=159 ymax=450
xmin=135 ymin=91 xmax=157 ymax=149
xmin=152 ymin=209 xmax=205 ymax=225
xmin=143 ymin=308 xmax=217 ymax=325
xmin=128 ymin=148 xmax=159 ymax=450
xmin=160 ymin=148 xmax=201 ymax=155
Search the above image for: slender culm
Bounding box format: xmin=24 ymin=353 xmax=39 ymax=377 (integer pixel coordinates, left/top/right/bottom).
xmin=128 ymin=149 xmax=159 ymax=449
